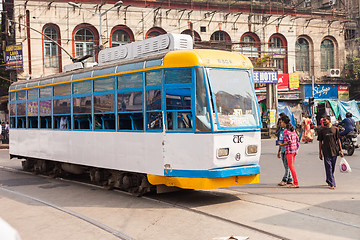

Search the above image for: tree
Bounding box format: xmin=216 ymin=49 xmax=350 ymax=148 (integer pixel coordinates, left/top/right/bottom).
xmin=0 ymin=23 xmax=11 ymax=96
xmin=255 ymin=54 xmax=274 ymax=68
xmin=343 ymin=56 xmax=360 ymax=82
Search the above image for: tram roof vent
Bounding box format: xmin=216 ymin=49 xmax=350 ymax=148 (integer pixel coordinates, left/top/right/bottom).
xmin=63 ymin=62 xmax=84 ymax=72
xmin=98 ymin=33 xmax=193 ymax=66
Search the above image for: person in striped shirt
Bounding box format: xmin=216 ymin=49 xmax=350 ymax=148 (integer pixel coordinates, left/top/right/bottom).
xmin=279 ymin=116 xmax=300 ymax=188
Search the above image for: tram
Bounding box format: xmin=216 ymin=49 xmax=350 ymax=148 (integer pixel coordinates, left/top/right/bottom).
xmin=8 ymin=33 xmax=261 ymax=194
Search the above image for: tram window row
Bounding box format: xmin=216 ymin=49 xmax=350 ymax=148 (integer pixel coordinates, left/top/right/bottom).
xmin=9 ymin=68 xmax=205 ymax=132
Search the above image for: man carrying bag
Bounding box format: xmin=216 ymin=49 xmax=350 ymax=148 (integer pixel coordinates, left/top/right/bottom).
xmin=317 ymin=115 xmax=344 ymax=190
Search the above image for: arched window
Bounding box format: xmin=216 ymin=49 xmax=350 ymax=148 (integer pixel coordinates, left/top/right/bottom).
xmin=321 ymin=39 xmax=334 ymax=71
xmin=111 ymin=30 xmax=131 ymax=46
xmin=146 ymin=27 xmax=167 ymax=39
xmin=268 ymin=34 xmax=287 ymax=73
xmin=75 ymin=28 xmax=95 ymax=62
xmin=296 ymin=38 xmax=310 ymax=72
xmin=210 ymin=30 xmax=231 ymax=42
xmin=43 ymin=26 xmax=59 ymax=68
xmin=110 ymin=26 xmax=134 ymax=47
xmin=210 ymin=31 xmax=231 ymax=50
xmin=240 ymin=32 xmax=260 ymax=58
xmin=181 ymin=29 xmax=201 ymax=42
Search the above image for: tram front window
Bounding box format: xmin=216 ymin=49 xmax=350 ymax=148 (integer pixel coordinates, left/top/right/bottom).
xmin=208 ymin=68 xmax=259 ymax=128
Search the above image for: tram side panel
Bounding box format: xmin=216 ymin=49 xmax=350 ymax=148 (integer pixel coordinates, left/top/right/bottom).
xmin=163 ymin=133 xmax=214 ymax=170
xmin=9 ymin=129 xmax=164 ymax=175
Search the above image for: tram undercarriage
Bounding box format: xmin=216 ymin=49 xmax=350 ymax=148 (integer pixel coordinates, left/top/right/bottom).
xmin=12 ymin=155 xmax=155 ymax=196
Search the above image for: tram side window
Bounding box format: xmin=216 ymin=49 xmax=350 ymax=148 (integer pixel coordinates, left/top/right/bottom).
xmin=165 ymin=88 xmax=192 ymax=130
xmin=27 ymin=101 xmax=38 ymax=128
xmin=40 ymin=87 xmax=52 ymax=98
xmin=16 ymin=91 xmax=26 ymax=100
xmin=28 ymin=89 xmax=39 ymax=99
xmin=94 ymin=78 xmax=115 ymax=92
xmin=17 ymin=103 xmax=26 ymax=128
xmin=53 ymin=98 xmax=71 ymax=130
xmin=40 ymin=101 xmax=52 ymax=129
xmin=94 ymin=94 xmax=115 ymax=130
xmin=146 ymin=89 xmax=162 ymax=130
xmin=73 ymin=81 xmax=92 ymax=94
xmin=54 ymin=84 xmax=71 ymax=96
xmin=146 ymin=71 xmax=161 ymax=86
xmin=10 ymin=117 xmax=16 ymax=128
xmin=9 ymin=104 xmax=16 ymax=128
xmin=118 ymin=91 xmax=143 ymax=130
xmin=10 ymin=92 xmax=16 ymax=101
xmin=73 ymin=96 xmax=92 ymax=130
xmin=9 ymin=104 xmax=15 ymax=116
xmin=165 ymin=69 xmax=192 ymax=84
xmin=118 ymin=73 xmax=142 ymax=89
xmin=195 ymin=68 xmax=211 ymax=131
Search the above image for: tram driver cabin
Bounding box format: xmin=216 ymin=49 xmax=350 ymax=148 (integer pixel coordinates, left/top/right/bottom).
xmin=8 ymin=34 xmax=261 ymax=194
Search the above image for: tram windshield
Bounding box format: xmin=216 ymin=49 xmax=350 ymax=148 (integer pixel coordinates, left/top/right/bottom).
xmin=208 ymin=68 xmax=260 ymax=128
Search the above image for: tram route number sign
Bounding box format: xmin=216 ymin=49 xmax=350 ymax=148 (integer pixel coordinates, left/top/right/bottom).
xmin=5 ymin=44 xmax=23 ymax=70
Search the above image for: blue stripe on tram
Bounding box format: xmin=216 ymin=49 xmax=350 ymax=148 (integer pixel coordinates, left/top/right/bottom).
xmin=164 ymin=164 xmax=260 ymax=178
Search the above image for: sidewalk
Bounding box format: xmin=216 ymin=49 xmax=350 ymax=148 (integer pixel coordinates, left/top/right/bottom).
xmin=0 ymin=144 xmax=9 ymax=149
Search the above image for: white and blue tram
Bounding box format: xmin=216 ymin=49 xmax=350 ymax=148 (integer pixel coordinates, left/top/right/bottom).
xmin=9 ymin=34 xmax=261 ymax=193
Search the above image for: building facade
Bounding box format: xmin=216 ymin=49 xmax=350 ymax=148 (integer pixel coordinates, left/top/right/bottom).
xmin=1 ymin=0 xmax=357 ymax=122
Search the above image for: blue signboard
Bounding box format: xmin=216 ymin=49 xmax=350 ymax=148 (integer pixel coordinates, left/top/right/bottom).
xmin=253 ymin=71 xmax=278 ymax=84
xmin=304 ymin=84 xmax=338 ymax=99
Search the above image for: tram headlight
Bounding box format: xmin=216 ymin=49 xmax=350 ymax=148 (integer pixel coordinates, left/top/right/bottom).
xmin=246 ymin=145 xmax=258 ymax=155
xmin=217 ymin=148 xmax=229 ymax=158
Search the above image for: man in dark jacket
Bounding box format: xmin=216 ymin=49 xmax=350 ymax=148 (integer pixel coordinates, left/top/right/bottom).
xmin=339 ymin=112 xmax=355 ymax=137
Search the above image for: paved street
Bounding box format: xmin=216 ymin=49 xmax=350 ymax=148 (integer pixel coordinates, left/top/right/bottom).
xmin=0 ymin=139 xmax=359 ymax=240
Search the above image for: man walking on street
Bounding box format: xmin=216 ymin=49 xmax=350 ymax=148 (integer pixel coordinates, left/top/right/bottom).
xmin=317 ymin=115 xmax=344 ymax=190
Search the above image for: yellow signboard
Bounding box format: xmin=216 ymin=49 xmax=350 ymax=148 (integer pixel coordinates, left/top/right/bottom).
xmin=269 ymin=109 xmax=276 ymax=128
xmin=289 ymin=72 xmax=299 ymax=90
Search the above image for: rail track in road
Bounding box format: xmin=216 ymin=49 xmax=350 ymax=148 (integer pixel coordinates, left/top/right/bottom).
xmin=222 ymin=188 xmax=360 ymax=230
xmin=2 ymin=164 xmax=359 ymax=240
xmin=0 ymin=166 xmax=134 ymax=240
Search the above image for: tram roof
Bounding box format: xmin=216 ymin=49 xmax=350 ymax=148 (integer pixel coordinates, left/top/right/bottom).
xmin=163 ymin=49 xmax=253 ymax=69
xmin=9 ymin=49 xmax=253 ymax=92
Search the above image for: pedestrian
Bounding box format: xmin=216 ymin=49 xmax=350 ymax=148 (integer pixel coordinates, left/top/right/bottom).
xmin=279 ymin=116 xmax=300 ymax=188
xmin=299 ymin=113 xmax=306 ymax=142
xmin=277 ymin=116 xmax=293 ymax=186
xmin=302 ymin=115 xmax=314 ymax=143
xmin=4 ymin=121 xmax=9 ymax=142
xmin=317 ymin=115 xmax=344 ymax=190
xmin=275 ymin=113 xmax=287 ymax=138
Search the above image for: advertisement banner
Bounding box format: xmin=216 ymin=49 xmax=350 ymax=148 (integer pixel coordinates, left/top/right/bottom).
xmin=277 ymin=74 xmax=289 ymax=90
xmin=27 ymin=102 xmax=38 ymax=116
xmin=338 ymin=84 xmax=349 ymax=99
xmin=269 ymin=109 xmax=276 ymax=128
xmin=289 ymin=72 xmax=299 ymax=90
xmin=253 ymin=71 xmax=278 ymax=84
xmin=5 ymin=44 xmax=23 ymax=70
xmin=304 ymin=84 xmax=338 ymax=99
xmin=254 ymin=83 xmax=266 ymax=92
xmin=278 ymin=93 xmax=300 ymax=100
xmin=40 ymin=101 xmax=51 ymax=115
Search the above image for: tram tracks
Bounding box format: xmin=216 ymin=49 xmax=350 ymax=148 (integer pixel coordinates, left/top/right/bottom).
xmin=221 ymin=188 xmax=360 ymax=230
xmin=0 ymin=166 xmax=134 ymax=240
xmin=1 ymin=165 xmax=359 ymax=240
xmin=1 ymin=165 xmax=286 ymax=239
